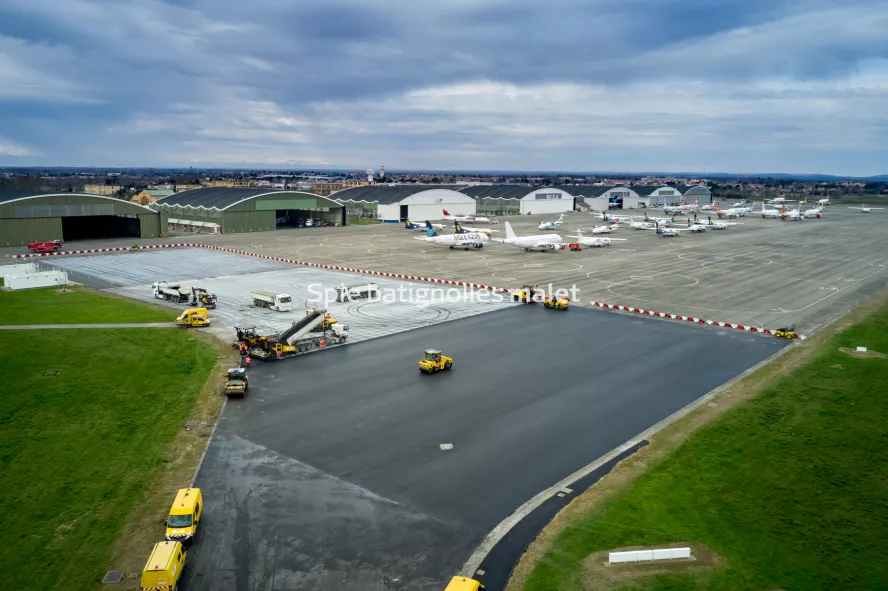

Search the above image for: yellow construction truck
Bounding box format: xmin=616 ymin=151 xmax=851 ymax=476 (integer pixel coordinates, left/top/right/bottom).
xmin=249 ymin=308 xmax=349 ymax=360
xmin=225 ymin=367 xmax=248 ymax=397
xmin=543 ymin=294 xmax=570 ymax=310
xmin=418 ymin=349 xmax=453 ymax=374
xmin=308 ymin=310 xmax=339 ymax=332
xmin=175 ymin=308 xmax=210 ymax=328
xmin=511 ymin=284 xmax=537 ymax=303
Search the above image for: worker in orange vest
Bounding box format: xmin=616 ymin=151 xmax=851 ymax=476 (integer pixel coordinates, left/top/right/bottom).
xmin=245 ymin=356 xmax=251 ymax=369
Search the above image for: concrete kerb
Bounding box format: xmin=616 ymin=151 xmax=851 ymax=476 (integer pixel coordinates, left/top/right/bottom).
xmin=7 ymin=242 xmax=802 ymax=336
xmin=458 ymin=340 xmax=799 ymax=580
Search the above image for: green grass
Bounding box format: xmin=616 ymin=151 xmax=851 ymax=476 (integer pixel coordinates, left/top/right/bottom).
xmin=525 ymin=305 xmax=888 ymax=591
xmin=349 ymin=219 xmax=381 ymax=225
xmin=0 ymin=286 xmax=174 ymax=325
xmin=0 ymin=328 xmax=216 ymax=591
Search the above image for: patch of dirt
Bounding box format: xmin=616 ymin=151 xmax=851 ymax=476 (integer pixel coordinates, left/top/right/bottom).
xmin=505 ymin=289 xmax=888 ymax=591
xmin=579 ymin=542 xmax=723 ymax=590
xmin=839 ymin=347 xmax=886 ymax=359
xmin=92 ymin=331 xmax=232 ymax=591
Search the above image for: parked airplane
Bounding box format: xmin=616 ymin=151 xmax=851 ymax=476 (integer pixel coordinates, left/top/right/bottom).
xmin=656 ymin=223 xmax=680 ymax=237
xmin=414 ymin=221 xmax=489 ymax=249
xmin=849 ymin=205 xmax=884 ymax=213
xmin=590 ymin=223 xmax=619 ymax=234
xmin=597 ymin=211 xmax=624 ymax=223
xmin=700 ymin=202 xmax=715 ymax=211
xmin=568 ymin=229 xmax=627 ymax=247
xmin=629 ymin=220 xmax=657 ymax=230
xmin=644 ymin=214 xmax=676 ymax=226
xmin=442 ymin=209 xmax=492 ymax=223
xmin=404 ymin=220 xmax=443 ymax=231
xmin=802 ymin=206 xmax=825 ymax=218
xmin=767 ymin=196 xmax=793 ymax=205
xmin=761 ymin=203 xmax=783 ymax=218
xmin=684 ymin=220 xmax=708 ymax=233
xmin=539 ymin=214 xmax=565 ymax=231
xmin=817 ymin=198 xmax=831 ymax=206
xmin=716 ymin=202 xmax=747 ymax=219
xmin=694 ymin=216 xmax=741 ymax=230
xmin=453 ymin=220 xmax=497 ymax=236
xmin=493 ymin=221 xmax=563 ymax=251
xmin=781 ymin=204 xmax=805 ymax=221
xmin=664 ymin=198 xmax=699 ymax=215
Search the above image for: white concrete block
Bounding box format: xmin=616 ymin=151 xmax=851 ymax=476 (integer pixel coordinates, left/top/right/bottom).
xmin=5 ymin=271 xmax=68 ymax=290
xmin=651 ymin=547 xmax=691 ymax=560
xmin=0 ymin=263 xmax=37 ymax=280
xmin=609 ymin=550 xmax=653 ymax=563
xmin=857 ymin=346 xmax=867 ymax=352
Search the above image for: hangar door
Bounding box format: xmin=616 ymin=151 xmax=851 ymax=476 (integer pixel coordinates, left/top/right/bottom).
xmin=520 ymin=192 xmax=573 ymax=215
xmin=254 ymin=197 xmax=343 ymax=228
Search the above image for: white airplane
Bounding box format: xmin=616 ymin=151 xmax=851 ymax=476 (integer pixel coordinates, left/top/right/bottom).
xmin=493 ymin=221 xmax=563 ymax=251
xmin=849 ymin=205 xmax=884 ymax=213
xmin=597 ymin=211 xmax=625 ymax=223
xmin=629 ymin=220 xmax=657 ymax=230
xmin=817 ymin=198 xmax=830 ymax=206
xmin=716 ymin=202 xmax=747 ymax=219
xmin=442 ymin=209 xmax=492 ymax=223
xmin=656 ymin=223 xmax=680 ymax=237
xmin=663 ymin=198 xmax=699 ymax=215
xmin=568 ymin=229 xmax=627 ymax=247
xmin=693 ymin=217 xmax=741 ymax=230
xmin=781 ymin=204 xmax=805 ymax=221
xmin=404 ymin=220 xmax=443 ymax=231
xmin=453 ymin=220 xmax=497 ymax=236
xmin=683 ymin=220 xmax=708 ymax=233
xmin=767 ymin=196 xmax=793 ymax=205
xmin=589 ymin=223 xmax=619 ymax=235
xmin=802 ymin=206 xmax=825 ymax=218
xmin=413 ymin=221 xmax=489 ymax=250
xmin=539 ymin=214 xmax=566 ymax=230
xmin=761 ymin=203 xmax=783 ymax=218
xmin=644 ymin=214 xmax=677 ymax=226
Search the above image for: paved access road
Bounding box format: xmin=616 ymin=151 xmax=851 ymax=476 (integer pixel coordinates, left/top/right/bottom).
xmin=182 ymin=306 xmax=785 ymax=591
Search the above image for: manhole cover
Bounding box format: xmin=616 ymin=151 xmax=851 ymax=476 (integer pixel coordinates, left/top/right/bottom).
xmin=184 ymin=420 xmax=198 ymax=427
xmin=102 ymin=571 xmax=124 ymax=584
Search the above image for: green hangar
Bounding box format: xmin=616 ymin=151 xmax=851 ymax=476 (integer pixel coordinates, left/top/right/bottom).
xmin=152 ymin=188 xmax=345 ymax=234
xmin=0 ymin=191 xmax=167 ymax=246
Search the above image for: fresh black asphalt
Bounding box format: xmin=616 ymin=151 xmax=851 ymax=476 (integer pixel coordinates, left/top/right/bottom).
xmin=182 ymin=305 xmax=786 ymax=591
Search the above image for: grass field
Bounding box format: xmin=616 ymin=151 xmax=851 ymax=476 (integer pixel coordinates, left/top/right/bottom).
xmin=0 ymin=285 xmax=174 ymax=325
xmin=0 ymin=325 xmax=216 ymax=590
xmin=524 ymin=303 xmax=888 ymax=591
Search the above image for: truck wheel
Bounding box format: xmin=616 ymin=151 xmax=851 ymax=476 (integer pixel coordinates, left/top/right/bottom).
xmin=445 ymin=361 xmax=452 ymax=369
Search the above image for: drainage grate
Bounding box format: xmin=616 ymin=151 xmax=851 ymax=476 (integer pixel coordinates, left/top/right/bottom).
xmin=102 ymin=571 xmax=124 ymax=584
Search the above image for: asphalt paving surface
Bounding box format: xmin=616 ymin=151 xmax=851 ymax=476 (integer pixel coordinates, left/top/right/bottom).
xmin=182 ymin=305 xmax=786 ymax=591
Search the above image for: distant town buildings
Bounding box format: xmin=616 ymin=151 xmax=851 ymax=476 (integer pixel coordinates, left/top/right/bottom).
xmin=82 ymin=184 xmax=120 ymax=195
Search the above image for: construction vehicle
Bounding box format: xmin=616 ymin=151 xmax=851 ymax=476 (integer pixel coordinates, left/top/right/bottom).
xmin=225 ymin=367 xmax=248 ymax=397
xmin=249 ymin=308 xmax=349 ymax=360
xmin=251 ymin=290 xmax=292 ymax=312
xmin=419 ymin=350 xmax=453 ymax=374
xmin=189 ymin=287 xmax=217 ymax=309
xmin=153 ymin=281 xmax=191 ymax=303
xmin=175 ymin=307 xmax=210 ymax=328
xmin=543 ymin=294 xmax=570 ymax=310
xmin=308 ymin=309 xmax=338 ymax=332
xmin=775 ymin=325 xmax=797 ymax=339
xmin=335 ymin=282 xmax=379 ymax=303
xmin=568 ymin=243 xmax=582 ymax=251
xmin=140 ymin=542 xmax=186 ymax=591
xmin=28 ymin=240 xmax=62 ymax=253
xmin=445 ymin=577 xmax=485 ymax=591
xmin=511 ymin=284 xmax=538 ymax=303
xmin=233 ymin=326 xmax=263 ymax=349
xmin=130 ymin=245 xmax=139 ymax=252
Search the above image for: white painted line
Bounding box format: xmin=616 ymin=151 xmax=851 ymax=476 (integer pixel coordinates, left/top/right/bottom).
xmin=458 ymin=342 xmax=796 ymax=578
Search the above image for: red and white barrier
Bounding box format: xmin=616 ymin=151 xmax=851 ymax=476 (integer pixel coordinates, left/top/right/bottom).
xmin=8 ymin=242 xmax=796 ymax=336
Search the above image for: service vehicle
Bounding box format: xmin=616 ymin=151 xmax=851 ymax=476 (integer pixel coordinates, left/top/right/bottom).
xmin=775 ymin=325 xmax=797 ymax=339
xmin=511 ymin=284 xmax=538 ymax=303
xmin=418 ymin=349 xmax=453 ymax=374
xmin=249 ymin=308 xmax=348 ymax=360
xmin=153 ymin=281 xmax=191 ymax=303
xmin=334 ymin=282 xmax=379 ymax=302
xmin=308 ymin=310 xmax=339 ymax=332
xmin=165 ymin=488 xmax=203 ymax=544
xmin=176 ymin=307 xmax=210 ymax=328
xmin=543 ymin=294 xmax=570 ymax=310
xmin=251 ymin=290 xmax=292 ymax=312
xmin=233 ymin=326 xmax=263 ymax=348
xmin=140 ymin=541 xmax=186 ymax=591
xmin=189 ymin=287 xmax=217 ymax=309
xmin=445 ymin=577 xmax=485 ymax=591
xmin=225 ymin=367 xmax=248 ymax=397
xmin=28 ymin=240 xmax=62 ymax=253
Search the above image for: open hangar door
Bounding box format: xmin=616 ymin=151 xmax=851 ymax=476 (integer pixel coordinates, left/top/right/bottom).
xmin=62 ymin=214 xmax=141 ymax=241
xmin=275 ymin=208 xmax=342 ymax=228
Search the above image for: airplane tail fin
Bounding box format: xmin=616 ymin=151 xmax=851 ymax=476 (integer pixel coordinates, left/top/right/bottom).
xmin=454 ymin=221 xmax=465 ymax=233
xmin=557 ymin=214 xmax=564 ymax=223
xmin=425 ymin=221 xmax=438 ymax=237
xmin=504 ymin=221 xmax=517 ymax=240
xmin=404 ymin=220 xmax=415 ymax=229
xmin=576 ymin=229 xmax=584 ymax=239
xmin=443 ymin=209 xmax=451 ymax=217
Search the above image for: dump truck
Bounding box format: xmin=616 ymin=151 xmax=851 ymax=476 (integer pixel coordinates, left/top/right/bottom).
xmin=176 ymin=308 xmax=210 ymax=328
xmin=28 ymin=240 xmax=62 ymax=253
xmin=335 ymin=282 xmax=379 ymax=303
xmin=225 ymin=367 xmax=248 ymax=397
xmin=249 ymin=308 xmax=349 ymax=360
xmin=189 ymin=287 xmax=217 ymax=309
xmin=153 ymin=281 xmax=191 ymax=303
xmin=251 ymin=290 xmax=292 ymax=312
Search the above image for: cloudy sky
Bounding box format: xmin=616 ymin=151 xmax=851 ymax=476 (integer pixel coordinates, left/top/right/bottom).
xmin=1 ymin=0 xmax=887 ymax=175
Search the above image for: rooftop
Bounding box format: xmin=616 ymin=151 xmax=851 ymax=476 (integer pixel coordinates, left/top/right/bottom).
xmin=154 ymin=188 xmax=328 ymax=210
xmin=332 ymin=185 xmax=465 ymax=204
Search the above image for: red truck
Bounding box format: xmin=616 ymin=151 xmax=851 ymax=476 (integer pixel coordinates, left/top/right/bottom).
xmin=28 ymin=240 xmax=63 ymax=253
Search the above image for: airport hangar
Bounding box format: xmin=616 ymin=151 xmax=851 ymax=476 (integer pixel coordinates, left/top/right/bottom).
xmin=457 ymin=185 xmax=576 ymax=215
xmin=152 ymin=188 xmax=345 ymax=234
xmin=0 ymin=190 xmax=166 ymax=246
xmin=332 ymin=185 xmax=479 ymax=223
xmin=572 ymin=184 xmax=712 ymax=210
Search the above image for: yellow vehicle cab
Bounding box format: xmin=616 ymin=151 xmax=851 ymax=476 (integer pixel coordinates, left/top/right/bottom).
xmin=175 ymin=307 xmax=210 ymax=328
xmin=165 ymin=488 xmax=203 ymax=545
xmin=141 ymin=541 xmax=186 ymax=591
xmin=444 ymin=576 xmax=486 ymax=591
xmin=418 ymin=349 xmax=453 ymax=374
